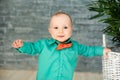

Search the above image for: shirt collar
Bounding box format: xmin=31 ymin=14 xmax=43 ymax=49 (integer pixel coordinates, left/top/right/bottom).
xmin=48 ymin=38 xmax=56 ymax=45
xmin=48 ymin=38 xmax=72 ymax=45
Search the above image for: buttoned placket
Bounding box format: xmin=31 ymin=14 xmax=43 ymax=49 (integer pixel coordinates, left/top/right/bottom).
xmin=48 ymin=38 xmax=72 ymax=80
xmin=57 ymin=50 xmax=64 ymax=80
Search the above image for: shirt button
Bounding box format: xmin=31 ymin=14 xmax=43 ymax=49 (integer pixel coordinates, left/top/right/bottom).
xmin=60 ymin=68 xmax=62 ymax=70
xmin=59 ymin=73 xmax=62 ymax=76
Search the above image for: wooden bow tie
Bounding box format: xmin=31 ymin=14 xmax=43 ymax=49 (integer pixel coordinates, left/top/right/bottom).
xmin=56 ymin=43 xmax=72 ymax=50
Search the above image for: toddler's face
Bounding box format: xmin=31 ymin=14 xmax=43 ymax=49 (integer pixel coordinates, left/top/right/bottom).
xmin=49 ymin=14 xmax=73 ymax=42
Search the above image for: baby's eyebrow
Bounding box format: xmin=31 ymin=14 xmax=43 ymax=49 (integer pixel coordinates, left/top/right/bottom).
xmin=64 ymin=26 xmax=68 ymax=27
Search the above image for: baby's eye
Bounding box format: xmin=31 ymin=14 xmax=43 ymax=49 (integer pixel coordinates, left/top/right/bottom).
xmin=64 ymin=26 xmax=68 ymax=29
xmin=54 ymin=27 xmax=58 ymax=29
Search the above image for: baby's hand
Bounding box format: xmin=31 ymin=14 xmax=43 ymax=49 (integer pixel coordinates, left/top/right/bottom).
xmin=12 ymin=39 xmax=23 ymax=48
xmin=103 ymin=48 xmax=111 ymax=58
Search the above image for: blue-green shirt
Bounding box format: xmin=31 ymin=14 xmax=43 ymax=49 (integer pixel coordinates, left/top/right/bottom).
xmin=17 ymin=38 xmax=104 ymax=80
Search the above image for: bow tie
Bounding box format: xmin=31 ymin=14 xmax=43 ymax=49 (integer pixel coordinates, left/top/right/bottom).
xmin=56 ymin=43 xmax=72 ymax=50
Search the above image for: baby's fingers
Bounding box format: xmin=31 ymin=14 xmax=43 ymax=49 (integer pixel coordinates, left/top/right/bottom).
xmin=103 ymin=48 xmax=111 ymax=59
xmin=103 ymin=52 xmax=108 ymax=59
xmin=12 ymin=39 xmax=23 ymax=48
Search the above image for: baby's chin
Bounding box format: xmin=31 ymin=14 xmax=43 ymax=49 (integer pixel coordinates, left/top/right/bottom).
xmin=57 ymin=40 xmax=65 ymax=42
xmin=56 ymin=39 xmax=69 ymax=43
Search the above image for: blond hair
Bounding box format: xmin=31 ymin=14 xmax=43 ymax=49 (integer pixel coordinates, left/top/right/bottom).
xmin=50 ymin=11 xmax=72 ymax=23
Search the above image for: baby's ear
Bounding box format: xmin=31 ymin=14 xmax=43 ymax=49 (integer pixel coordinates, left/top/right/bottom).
xmin=48 ymin=28 xmax=51 ymax=33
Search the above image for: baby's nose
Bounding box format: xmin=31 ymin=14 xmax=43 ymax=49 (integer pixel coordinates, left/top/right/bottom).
xmin=59 ymin=29 xmax=63 ymax=33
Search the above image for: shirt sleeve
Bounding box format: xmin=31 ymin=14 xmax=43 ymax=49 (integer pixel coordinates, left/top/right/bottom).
xmin=78 ymin=44 xmax=104 ymax=57
xmin=17 ymin=40 xmax=44 ymax=56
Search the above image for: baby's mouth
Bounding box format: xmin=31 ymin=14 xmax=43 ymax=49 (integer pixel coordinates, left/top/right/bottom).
xmin=58 ymin=35 xmax=64 ymax=38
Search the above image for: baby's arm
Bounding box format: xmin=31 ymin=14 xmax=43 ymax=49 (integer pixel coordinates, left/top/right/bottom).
xmin=12 ymin=39 xmax=44 ymax=55
xmin=78 ymin=43 xmax=112 ymax=57
xmin=12 ymin=39 xmax=23 ymax=48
